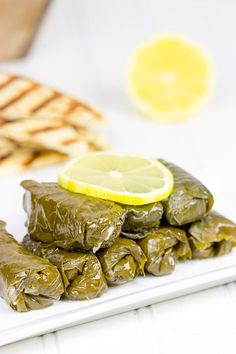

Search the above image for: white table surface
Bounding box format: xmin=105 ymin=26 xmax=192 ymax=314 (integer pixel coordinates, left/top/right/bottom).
xmin=1 ymin=0 xmax=236 ymax=352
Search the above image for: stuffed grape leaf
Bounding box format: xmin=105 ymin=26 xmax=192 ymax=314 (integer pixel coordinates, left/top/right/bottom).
xmin=0 ymin=221 xmax=64 ymax=312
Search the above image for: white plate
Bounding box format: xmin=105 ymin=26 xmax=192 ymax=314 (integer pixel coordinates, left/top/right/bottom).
xmin=1 ymin=166 xmax=236 ymax=347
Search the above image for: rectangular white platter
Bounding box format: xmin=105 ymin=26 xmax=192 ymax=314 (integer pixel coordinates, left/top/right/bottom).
xmin=1 ymin=166 xmax=236 ymax=347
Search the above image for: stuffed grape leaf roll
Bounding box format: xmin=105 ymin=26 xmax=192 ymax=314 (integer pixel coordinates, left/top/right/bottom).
xmin=21 ymin=180 xmax=126 ymax=252
xmin=139 ymin=227 xmax=192 ymax=276
xmin=97 ymin=238 xmax=146 ymax=285
xmin=0 ymin=221 xmax=64 ymax=312
xmin=22 ymin=235 xmax=107 ymax=300
xmin=121 ymin=202 xmax=163 ymax=239
xmin=188 ymin=211 xmax=236 ymax=258
xmin=160 ymin=160 xmax=214 ymax=226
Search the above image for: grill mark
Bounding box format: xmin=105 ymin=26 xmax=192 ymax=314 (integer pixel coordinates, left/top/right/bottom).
xmin=63 ymin=121 xmax=86 ymax=133
xmin=74 ymin=100 xmax=95 ymax=112
xmin=66 ymin=100 xmax=102 ymax=120
xmin=0 ymin=152 xmax=12 ymax=163
xmin=30 ymin=91 xmax=61 ymax=113
xmin=23 ymin=150 xmax=41 ymax=166
xmin=89 ymin=141 xmax=103 ymax=151
xmin=30 ymin=124 xmax=64 ymax=135
xmin=60 ymin=138 xmax=82 ymax=146
xmin=0 ymin=117 xmax=20 ymax=126
xmin=0 ymin=83 xmax=38 ymax=111
xmin=0 ymin=116 xmax=31 ymax=126
xmin=0 ymin=136 xmax=21 ymax=148
xmin=24 ymin=150 xmax=67 ymax=167
xmin=0 ymin=75 xmax=17 ymax=89
xmin=63 ymin=100 xmax=80 ymax=115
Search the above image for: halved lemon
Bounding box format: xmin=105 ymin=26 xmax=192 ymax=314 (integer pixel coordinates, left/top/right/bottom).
xmin=127 ymin=36 xmax=213 ymax=121
xmin=58 ymin=152 xmax=174 ymax=205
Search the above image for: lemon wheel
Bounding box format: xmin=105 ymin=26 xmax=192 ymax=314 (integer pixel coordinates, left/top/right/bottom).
xmin=58 ymin=152 xmax=174 ymax=205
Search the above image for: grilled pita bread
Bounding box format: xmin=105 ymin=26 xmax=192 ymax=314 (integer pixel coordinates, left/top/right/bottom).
xmin=0 ymin=137 xmax=66 ymax=177
xmin=0 ymin=73 xmax=104 ymax=128
xmin=0 ymin=72 xmax=107 ymax=176
xmin=0 ymin=117 xmax=106 ymax=156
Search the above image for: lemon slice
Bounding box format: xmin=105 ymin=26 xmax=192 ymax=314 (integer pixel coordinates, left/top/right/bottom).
xmin=58 ymin=152 xmax=174 ymax=205
xmin=127 ymin=36 xmax=213 ymax=121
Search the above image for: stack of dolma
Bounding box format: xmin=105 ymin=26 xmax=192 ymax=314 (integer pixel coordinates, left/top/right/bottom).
xmin=1 ymin=159 xmax=236 ymax=312
xmin=160 ymin=160 xmax=236 ymax=259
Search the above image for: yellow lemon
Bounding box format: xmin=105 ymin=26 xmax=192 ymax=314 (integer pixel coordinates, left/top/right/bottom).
xmin=127 ymin=36 xmax=213 ymax=121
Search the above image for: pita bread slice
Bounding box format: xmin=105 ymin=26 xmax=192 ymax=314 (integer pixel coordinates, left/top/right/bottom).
xmin=0 ymin=72 xmax=104 ymax=128
xmin=0 ymin=141 xmax=66 ymax=177
xmin=0 ymin=117 xmax=106 ymax=156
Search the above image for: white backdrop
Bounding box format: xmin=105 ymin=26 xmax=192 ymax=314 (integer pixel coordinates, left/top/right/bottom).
xmin=1 ymin=1 xmax=236 ymax=353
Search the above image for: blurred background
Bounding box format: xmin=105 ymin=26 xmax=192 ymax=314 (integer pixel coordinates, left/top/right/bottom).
xmin=0 ymin=0 xmax=236 ymax=213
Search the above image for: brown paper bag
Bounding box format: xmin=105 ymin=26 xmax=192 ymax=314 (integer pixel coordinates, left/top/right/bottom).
xmin=0 ymin=0 xmax=50 ymax=60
